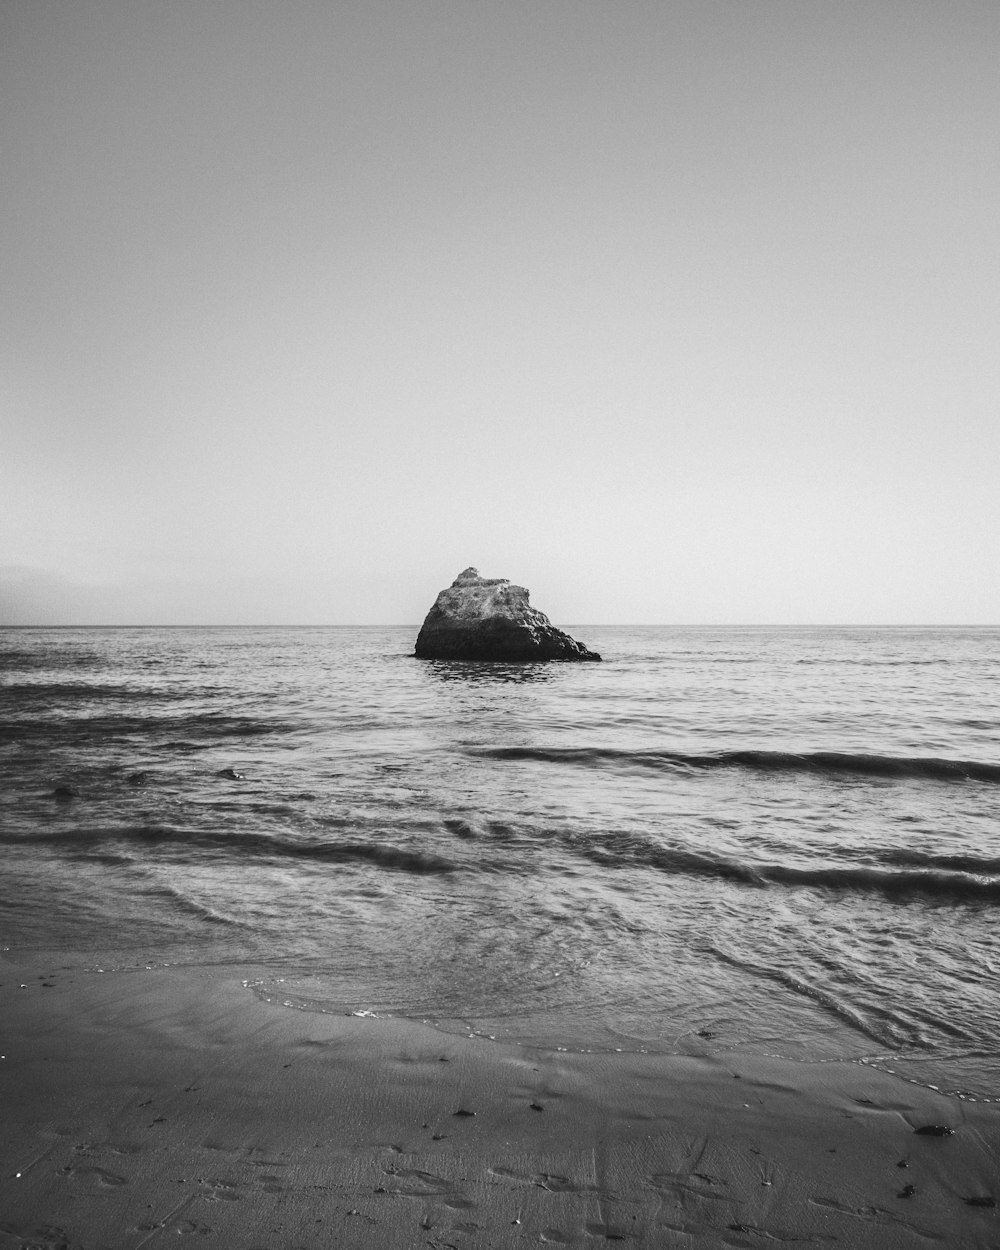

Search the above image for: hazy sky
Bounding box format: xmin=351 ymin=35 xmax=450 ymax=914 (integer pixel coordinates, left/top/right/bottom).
xmin=3 ymin=1 xmax=999 ymax=625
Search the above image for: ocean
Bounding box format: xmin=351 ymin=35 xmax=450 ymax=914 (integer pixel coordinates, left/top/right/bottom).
xmin=2 ymin=625 xmax=998 ymax=1101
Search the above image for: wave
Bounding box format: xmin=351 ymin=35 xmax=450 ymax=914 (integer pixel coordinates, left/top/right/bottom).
xmin=8 ymin=817 xmax=997 ymax=903
xmin=0 ymin=682 xmax=242 ymax=706
xmin=5 ymin=824 xmax=458 ymax=875
xmin=759 ymin=862 xmax=1000 ymax=902
xmin=879 ymin=848 xmax=1000 ymax=874
xmin=1 ymin=682 xmax=167 ymax=701
xmin=703 ymin=944 xmax=904 ymax=1048
xmin=792 ymin=657 xmax=954 ymax=667
xmin=0 ymin=711 xmax=299 ymax=747
xmin=472 ymin=745 xmax=1000 ymax=784
xmin=575 ymin=834 xmax=1000 ymax=903
xmin=0 ymin=648 xmax=108 ymax=671
xmin=142 ymin=882 xmax=246 ymax=927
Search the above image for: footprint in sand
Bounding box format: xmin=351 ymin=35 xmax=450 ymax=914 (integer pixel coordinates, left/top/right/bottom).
xmin=584 ymin=1224 xmax=632 ymax=1242
xmin=384 ymin=1166 xmax=457 ymax=1197
xmin=649 ymin=1170 xmax=728 ymax=1202
xmin=175 ymin=1220 xmax=212 ymax=1236
xmin=809 ymin=1196 xmax=893 ymax=1221
xmin=60 ymin=1163 xmax=127 ymax=1187
xmin=488 ymin=1166 xmax=595 ymax=1194
xmin=488 ymin=1166 xmax=528 ymax=1184
xmin=0 ymin=1223 xmax=78 ymax=1249
xmin=199 ymin=1179 xmax=241 ymax=1202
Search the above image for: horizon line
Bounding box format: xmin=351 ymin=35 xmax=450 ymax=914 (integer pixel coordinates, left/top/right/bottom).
xmin=2 ymin=623 xmax=998 ymax=631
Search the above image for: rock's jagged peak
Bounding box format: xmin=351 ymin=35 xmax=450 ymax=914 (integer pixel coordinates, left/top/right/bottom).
xmin=452 ymin=567 xmax=508 ymax=587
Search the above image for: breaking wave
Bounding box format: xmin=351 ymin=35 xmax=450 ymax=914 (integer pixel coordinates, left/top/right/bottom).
xmin=472 ymin=745 xmax=1000 ymax=784
xmin=574 ymin=833 xmax=1000 ymax=902
xmin=2 ymin=824 xmax=459 ymax=875
xmin=8 ymin=816 xmax=999 ymax=901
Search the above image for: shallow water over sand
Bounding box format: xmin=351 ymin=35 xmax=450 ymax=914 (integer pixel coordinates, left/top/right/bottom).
xmin=2 ymin=625 xmax=999 ymax=1097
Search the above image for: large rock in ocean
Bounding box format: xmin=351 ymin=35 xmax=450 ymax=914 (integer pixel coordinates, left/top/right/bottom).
xmin=415 ymin=568 xmax=601 ymax=662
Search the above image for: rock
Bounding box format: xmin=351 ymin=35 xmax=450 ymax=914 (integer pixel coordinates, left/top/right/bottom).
xmin=414 ymin=568 xmax=601 ymax=662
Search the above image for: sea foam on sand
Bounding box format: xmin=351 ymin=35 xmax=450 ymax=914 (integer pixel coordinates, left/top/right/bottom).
xmin=1 ymin=955 xmax=997 ymax=1249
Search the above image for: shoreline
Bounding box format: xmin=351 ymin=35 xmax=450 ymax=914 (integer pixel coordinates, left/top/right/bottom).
xmin=2 ymin=954 xmax=998 ymax=1249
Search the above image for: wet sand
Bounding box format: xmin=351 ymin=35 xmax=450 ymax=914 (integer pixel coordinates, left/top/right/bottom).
xmin=1 ymin=954 xmax=997 ymax=1249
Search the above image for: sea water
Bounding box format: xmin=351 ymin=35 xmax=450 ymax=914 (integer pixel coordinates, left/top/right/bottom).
xmin=2 ymin=625 xmax=998 ymax=1099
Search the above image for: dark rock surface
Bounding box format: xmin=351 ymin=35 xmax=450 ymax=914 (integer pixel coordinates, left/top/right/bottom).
xmin=414 ymin=568 xmax=601 ymax=662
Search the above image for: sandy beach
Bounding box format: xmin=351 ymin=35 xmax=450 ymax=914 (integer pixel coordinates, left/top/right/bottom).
xmin=1 ymin=954 xmax=996 ymax=1249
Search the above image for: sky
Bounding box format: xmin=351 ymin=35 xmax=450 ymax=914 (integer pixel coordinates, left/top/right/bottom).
xmin=3 ymin=0 xmax=999 ymax=625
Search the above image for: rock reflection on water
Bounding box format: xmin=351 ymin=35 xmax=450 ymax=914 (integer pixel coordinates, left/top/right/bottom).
xmin=418 ymin=659 xmax=557 ymax=686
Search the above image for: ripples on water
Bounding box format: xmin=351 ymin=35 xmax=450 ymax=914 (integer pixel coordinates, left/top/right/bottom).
xmin=1 ymin=625 xmax=999 ymax=1099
